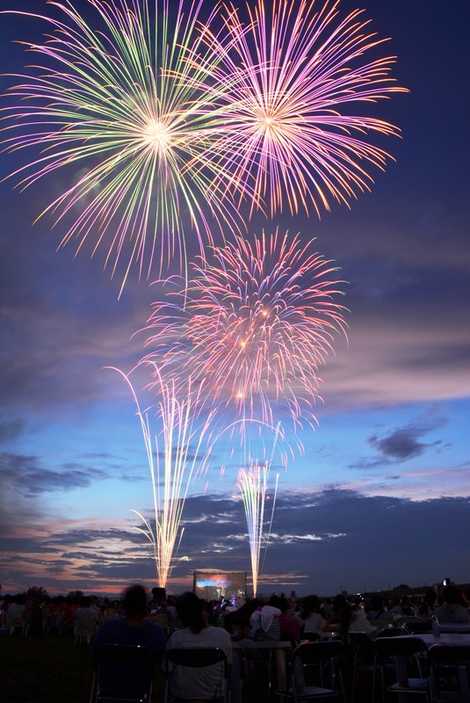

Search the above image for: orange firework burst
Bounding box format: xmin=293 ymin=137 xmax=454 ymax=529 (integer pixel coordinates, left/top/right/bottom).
xmin=143 ymin=229 xmax=347 ymax=429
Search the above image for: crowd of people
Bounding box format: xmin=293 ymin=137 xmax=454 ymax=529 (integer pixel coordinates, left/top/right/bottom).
xmin=2 ymin=583 xmax=470 ymax=700
xmin=1 ymin=582 xmax=470 ymax=645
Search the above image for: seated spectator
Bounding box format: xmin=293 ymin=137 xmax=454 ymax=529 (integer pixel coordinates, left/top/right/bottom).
xmin=400 ymin=596 xmax=416 ymax=617
xmin=326 ymin=595 xmax=352 ymax=638
xmin=435 ymin=586 xmax=470 ymax=624
xmin=166 ymin=592 xmax=232 ymax=701
xmin=418 ymin=589 xmax=436 ymax=618
xmin=249 ymin=596 xmax=282 ymax=640
xmin=349 ymin=599 xmax=376 ymax=633
xmin=224 ymin=598 xmax=260 ymax=641
xmin=299 ymin=595 xmax=326 ymax=637
xmin=278 ymin=596 xmax=302 ymax=642
xmin=366 ymin=596 xmax=386 ymax=621
xmin=94 ymin=584 xmax=166 ymax=654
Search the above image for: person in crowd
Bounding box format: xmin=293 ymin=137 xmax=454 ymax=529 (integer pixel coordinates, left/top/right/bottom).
xmin=74 ymin=596 xmax=99 ymax=644
xmin=365 ymin=595 xmax=387 ymax=621
xmin=278 ymin=596 xmax=302 ymax=642
xmin=326 ymin=594 xmax=352 ymax=638
xmin=224 ymin=598 xmax=260 ymax=641
xmin=94 ymin=584 xmax=166 ymax=654
xmin=6 ymin=595 xmax=26 ymax=635
xmin=435 ymin=586 xmax=470 ymax=624
xmin=166 ymin=592 xmax=232 ymax=701
xmin=249 ymin=595 xmax=282 ymax=640
xmin=349 ymin=598 xmax=376 ymax=634
xmin=418 ymin=589 xmax=436 ymax=618
xmin=400 ymin=596 xmax=416 ymax=617
xmin=299 ymin=595 xmax=326 ymax=637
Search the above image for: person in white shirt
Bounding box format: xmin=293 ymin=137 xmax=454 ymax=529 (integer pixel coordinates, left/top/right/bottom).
xmin=166 ymin=592 xmax=232 ymax=701
xmin=249 ymin=596 xmax=282 ymax=640
xmin=299 ymin=596 xmax=326 ymax=637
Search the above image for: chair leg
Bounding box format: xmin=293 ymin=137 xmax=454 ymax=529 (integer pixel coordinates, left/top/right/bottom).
xmin=88 ymin=671 xmax=96 ymax=703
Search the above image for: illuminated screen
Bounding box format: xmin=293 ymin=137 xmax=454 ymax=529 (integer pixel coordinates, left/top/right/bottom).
xmin=193 ymin=570 xmax=246 ymax=600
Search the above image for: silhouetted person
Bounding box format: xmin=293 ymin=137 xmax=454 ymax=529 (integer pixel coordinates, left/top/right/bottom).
xmin=435 ymin=586 xmax=470 ymax=624
xmin=94 ymin=584 xmax=166 ymax=653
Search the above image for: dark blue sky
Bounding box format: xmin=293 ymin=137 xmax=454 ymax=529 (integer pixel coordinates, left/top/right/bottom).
xmin=1 ymin=0 xmax=470 ymax=595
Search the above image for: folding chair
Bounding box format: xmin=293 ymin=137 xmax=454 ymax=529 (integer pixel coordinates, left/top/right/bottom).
xmin=164 ymin=647 xmax=229 ymax=703
xmin=349 ymin=633 xmax=375 ymax=703
xmin=373 ymin=637 xmax=430 ymax=702
xmin=429 ymin=645 xmax=470 ymax=702
xmin=90 ymin=644 xmax=155 ymax=703
xmin=278 ymin=640 xmax=346 ymax=702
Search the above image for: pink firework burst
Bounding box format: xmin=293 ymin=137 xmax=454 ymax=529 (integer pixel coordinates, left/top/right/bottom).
xmin=199 ymin=0 xmax=408 ymax=217
xmin=143 ymin=229 xmax=347 ymax=428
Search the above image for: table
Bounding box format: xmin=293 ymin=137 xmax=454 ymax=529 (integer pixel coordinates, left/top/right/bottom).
xmin=394 ymin=633 xmax=470 ymax=647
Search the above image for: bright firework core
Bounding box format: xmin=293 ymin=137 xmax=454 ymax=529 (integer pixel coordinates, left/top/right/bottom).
xmin=143 ymin=119 xmax=171 ymax=152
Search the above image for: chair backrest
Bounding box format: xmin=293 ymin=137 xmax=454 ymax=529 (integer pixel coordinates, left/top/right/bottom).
xmin=375 ymin=636 xmax=426 ymax=658
xmin=294 ymin=640 xmax=345 ymax=666
xmin=95 ymin=644 xmax=155 ymax=702
xmin=164 ymin=647 xmax=228 ymax=703
xmin=165 ymin=647 xmax=227 ymax=669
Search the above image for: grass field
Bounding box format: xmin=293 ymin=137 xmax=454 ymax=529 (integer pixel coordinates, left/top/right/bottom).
xmin=2 ymin=635 xmax=93 ymax=702
xmin=2 ymin=634 xmax=167 ymax=703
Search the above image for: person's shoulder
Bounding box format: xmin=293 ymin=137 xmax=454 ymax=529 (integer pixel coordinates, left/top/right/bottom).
xmin=208 ymin=625 xmax=232 ymax=642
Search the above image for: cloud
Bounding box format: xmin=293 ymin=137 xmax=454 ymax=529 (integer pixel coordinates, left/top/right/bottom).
xmin=0 ymin=452 xmax=109 ymax=495
xmin=0 ymin=418 xmax=24 ymax=442
xmin=3 ymin=488 xmax=470 ymax=595
xmin=350 ymin=414 xmax=447 ymax=469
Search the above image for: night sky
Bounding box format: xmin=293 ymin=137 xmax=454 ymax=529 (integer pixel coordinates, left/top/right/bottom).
xmin=1 ymin=0 xmax=470 ymax=596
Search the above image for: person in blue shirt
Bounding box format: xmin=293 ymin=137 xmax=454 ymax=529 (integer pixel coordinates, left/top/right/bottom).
xmin=94 ymin=584 xmax=166 ymax=654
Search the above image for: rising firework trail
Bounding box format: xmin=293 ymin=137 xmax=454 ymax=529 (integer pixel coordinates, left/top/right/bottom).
xmin=143 ymin=229 xmax=347 ymax=431
xmin=110 ymin=365 xmax=216 ymax=588
xmin=197 ymin=0 xmax=408 ymax=217
xmin=238 ymin=426 xmax=281 ymax=597
xmin=0 ymin=0 xmax=242 ymax=295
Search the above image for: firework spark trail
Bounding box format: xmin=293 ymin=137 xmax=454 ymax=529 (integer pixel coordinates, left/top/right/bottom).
xmin=0 ymin=0 xmax=244 ymax=295
xmin=143 ymin=229 xmax=347 ymax=433
xmin=194 ymin=0 xmax=408 ymax=217
xmin=110 ymin=364 xmax=216 ymax=588
xmin=238 ymin=425 xmax=281 ymax=597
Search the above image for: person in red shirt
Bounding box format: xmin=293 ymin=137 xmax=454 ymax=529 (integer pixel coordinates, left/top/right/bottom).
xmin=278 ymin=596 xmax=302 ymax=643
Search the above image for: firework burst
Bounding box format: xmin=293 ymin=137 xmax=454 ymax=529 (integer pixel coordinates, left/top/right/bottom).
xmin=198 ymin=0 xmax=408 ymax=217
xmin=143 ymin=229 xmax=347 ymax=430
xmin=111 ymin=365 xmax=216 ymax=588
xmin=0 ymin=0 xmax=241 ymax=295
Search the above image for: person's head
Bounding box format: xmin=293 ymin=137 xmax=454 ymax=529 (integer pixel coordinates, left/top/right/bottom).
xmin=176 ymin=592 xmax=207 ymax=634
xmin=367 ymin=596 xmax=384 ymax=613
xmin=122 ymin=584 xmax=148 ymax=619
xmin=268 ymin=594 xmax=283 ymax=610
xmin=333 ymin=594 xmax=348 ymax=612
xmin=301 ymin=595 xmax=321 ymax=618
